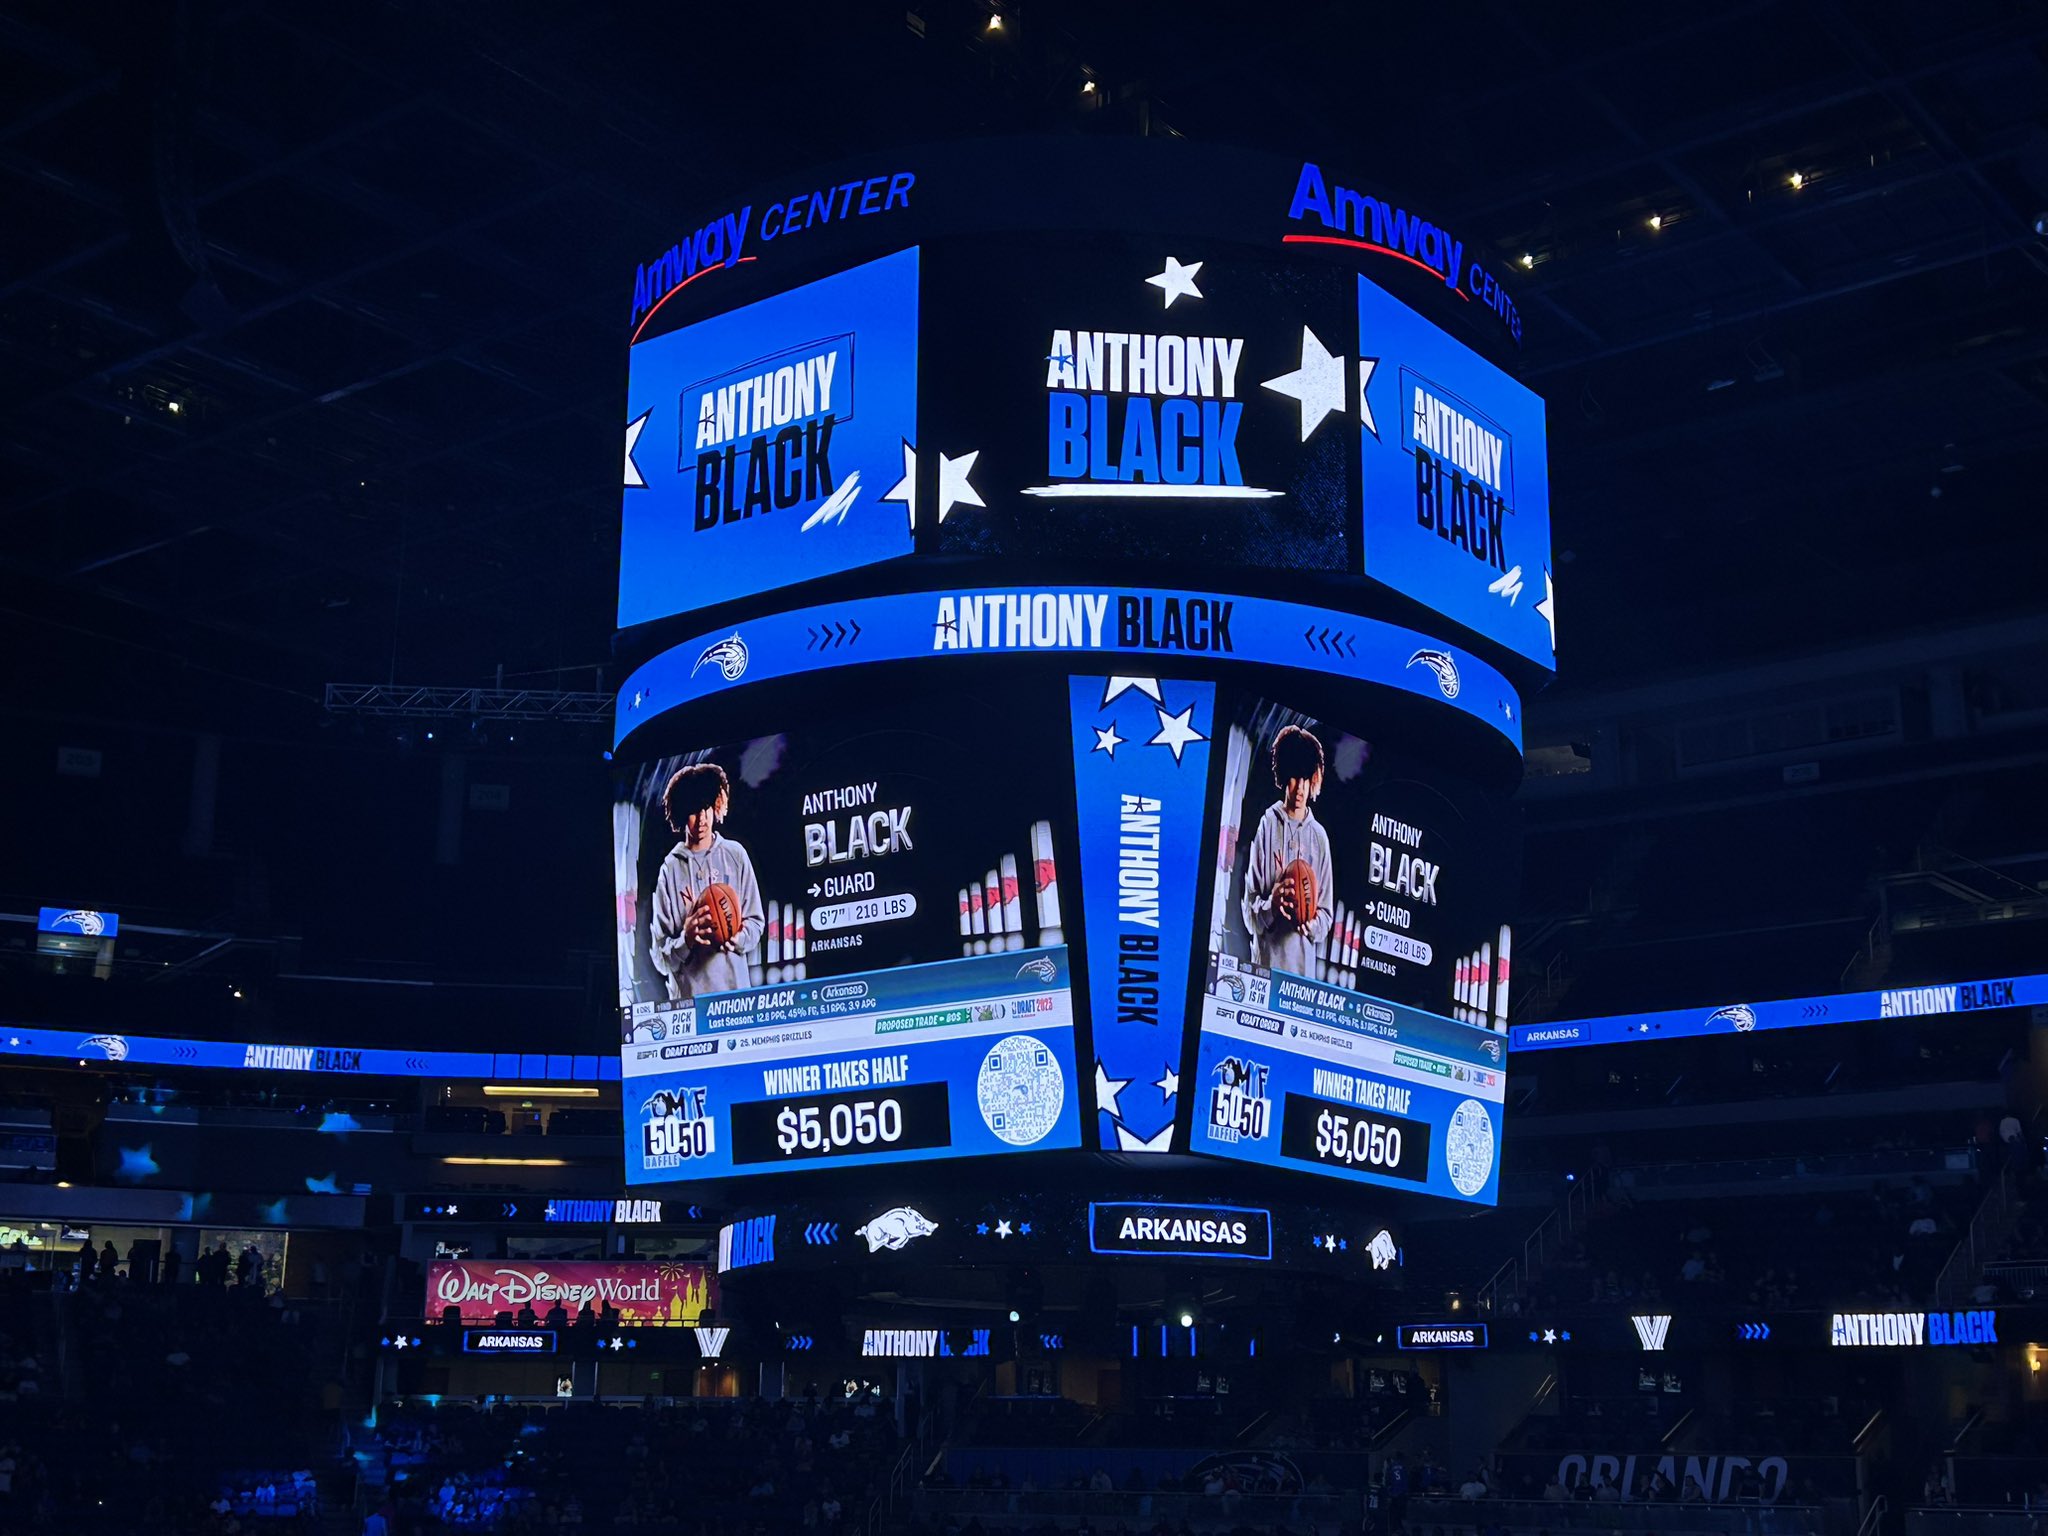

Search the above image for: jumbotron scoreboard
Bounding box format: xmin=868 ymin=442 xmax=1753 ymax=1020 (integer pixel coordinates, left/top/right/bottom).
xmin=611 ymin=139 xmax=1549 ymax=1209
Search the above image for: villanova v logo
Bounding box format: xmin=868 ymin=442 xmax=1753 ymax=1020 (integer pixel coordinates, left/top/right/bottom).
xmin=1631 ymin=1314 xmax=1672 ymax=1351
xmin=694 ymin=1326 xmax=730 ymax=1358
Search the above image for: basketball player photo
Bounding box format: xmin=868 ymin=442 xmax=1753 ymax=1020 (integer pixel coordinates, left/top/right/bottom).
xmin=648 ymin=763 xmax=764 ymax=1000
xmin=1241 ymin=724 xmax=1334 ymax=976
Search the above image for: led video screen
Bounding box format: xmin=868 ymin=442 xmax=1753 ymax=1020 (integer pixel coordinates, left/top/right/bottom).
xmin=1355 ymin=276 xmax=1552 ymax=670
xmin=1185 ymin=693 xmax=1512 ymax=1204
xmin=920 ymin=248 xmax=1551 ymax=669
xmin=615 ymin=694 xmax=1082 ymax=1182
xmin=619 ymin=246 xmax=919 ymax=627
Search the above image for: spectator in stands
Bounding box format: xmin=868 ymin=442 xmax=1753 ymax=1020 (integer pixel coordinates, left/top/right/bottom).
xmin=98 ymin=1239 xmax=118 ymax=1280
xmin=76 ymin=1235 xmax=96 ymax=1285
xmin=160 ymin=1245 xmax=182 ymax=1287
xmin=517 ymin=1301 xmax=537 ymax=1328
xmin=236 ymin=1245 xmax=260 ymax=1288
xmin=1542 ymin=1472 xmax=1567 ymax=1501
xmin=126 ymin=1238 xmax=152 ymax=1285
xmin=1459 ymin=1466 xmax=1490 ymax=1499
xmin=545 ymin=1300 xmax=568 ymax=1328
xmin=1592 ymin=1473 xmax=1620 ymax=1502
xmin=1682 ymin=1475 xmax=1708 ymax=1502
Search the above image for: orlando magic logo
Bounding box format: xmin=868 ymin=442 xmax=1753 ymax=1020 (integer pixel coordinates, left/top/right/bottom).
xmin=1405 ymin=648 xmax=1461 ymax=699
xmin=52 ymin=909 xmax=107 ymax=936
xmin=690 ymin=632 xmax=749 ymax=681
xmin=79 ymin=1034 xmax=129 ymax=1061
xmin=1015 ymin=956 xmax=1057 ymax=983
xmin=1209 ymin=1055 xmax=1271 ymax=1143
xmin=1705 ymin=1003 xmax=1758 ymax=1033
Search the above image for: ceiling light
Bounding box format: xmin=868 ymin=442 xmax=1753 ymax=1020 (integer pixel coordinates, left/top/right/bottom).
xmin=166 ymin=399 xmax=182 ymax=414
xmin=1177 ymin=1311 xmax=1195 ymax=1328
xmin=1519 ymin=253 xmax=1534 ymax=269
xmin=1081 ymin=79 xmax=1095 ymax=93
xmin=986 ymin=12 xmax=1001 ymax=29
xmin=1647 ymin=214 xmax=1663 ymax=231
xmin=1788 ymin=171 xmax=1805 ymax=190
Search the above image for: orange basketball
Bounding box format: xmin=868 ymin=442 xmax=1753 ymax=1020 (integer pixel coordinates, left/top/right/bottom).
xmin=695 ymin=883 xmax=742 ymax=946
xmin=1279 ymin=858 xmax=1319 ymax=927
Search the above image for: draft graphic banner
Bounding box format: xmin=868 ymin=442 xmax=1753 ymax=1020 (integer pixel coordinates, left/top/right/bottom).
xmin=1069 ymin=676 xmax=1215 ymax=1153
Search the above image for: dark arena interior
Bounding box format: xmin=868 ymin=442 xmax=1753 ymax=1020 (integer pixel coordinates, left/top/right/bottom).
xmin=5 ymin=2 xmax=2048 ymax=1534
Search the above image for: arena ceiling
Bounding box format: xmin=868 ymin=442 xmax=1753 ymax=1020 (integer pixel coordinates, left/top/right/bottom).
xmin=5 ymin=0 xmax=2047 ymax=731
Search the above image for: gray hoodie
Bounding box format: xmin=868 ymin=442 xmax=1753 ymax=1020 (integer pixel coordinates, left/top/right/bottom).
xmin=1240 ymin=801 xmax=1334 ymax=977
xmin=649 ymin=833 xmax=765 ymax=1000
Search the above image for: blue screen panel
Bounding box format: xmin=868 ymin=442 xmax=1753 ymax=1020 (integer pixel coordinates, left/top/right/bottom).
xmin=619 ymin=246 xmax=919 ymax=626
xmin=1358 ymin=276 xmax=1553 ymax=669
xmin=623 ymin=948 xmax=1081 ymax=1182
xmin=1068 ymin=676 xmax=1215 ymax=1154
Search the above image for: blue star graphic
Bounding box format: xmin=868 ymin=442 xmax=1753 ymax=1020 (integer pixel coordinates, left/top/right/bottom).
xmin=1338 ymin=1238 xmax=1348 ymax=1251
xmin=1046 ymin=350 xmax=1075 ymax=369
xmin=1019 ymin=1222 xmax=1032 ymax=1236
xmin=976 ymin=1222 xmax=989 ymax=1236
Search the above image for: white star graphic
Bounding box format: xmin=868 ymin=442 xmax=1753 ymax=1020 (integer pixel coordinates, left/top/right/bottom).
xmin=1115 ymin=1121 xmax=1175 ymax=1153
xmin=937 ymin=449 xmax=984 ymax=522
xmin=608 ymin=1337 xmax=626 ymax=1352
xmin=1535 ymin=568 xmax=1556 ymax=652
xmin=1262 ymin=326 xmax=1348 ymax=442
xmin=995 ymin=1219 xmax=1013 ymax=1239
xmin=1092 ymin=723 xmax=1124 ymax=756
xmin=1155 ymin=1068 xmax=1178 ymax=1099
xmin=1095 ymin=1062 xmax=1130 ymax=1120
xmin=446 ymin=1204 xmax=457 ymax=1216
xmin=1324 ymin=1234 xmax=1337 ymax=1252
xmin=1101 ymin=677 xmax=1161 ymax=705
xmin=881 ymin=440 xmax=917 ymax=533
xmin=1358 ymin=358 xmax=1380 ymax=439
xmin=624 ymin=411 xmax=650 ymax=488
xmin=393 ymin=1335 xmax=409 ymax=1350
xmin=1145 ymin=256 xmax=1204 ymax=308
xmin=1149 ymin=703 xmax=1207 ymax=763
xmin=1542 ymin=1328 xmax=1558 ymax=1344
